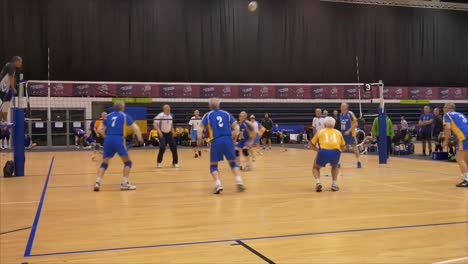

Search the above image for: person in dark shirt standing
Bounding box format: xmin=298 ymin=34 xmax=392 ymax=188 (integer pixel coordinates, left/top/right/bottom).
xmin=419 ymin=105 xmax=434 ymax=156
xmin=433 ymin=107 xmax=444 ymax=152
xmin=0 ymin=56 xmax=22 ymax=122
xmin=332 ymin=110 xmax=340 ymax=130
xmin=261 ymin=113 xmax=273 ymax=150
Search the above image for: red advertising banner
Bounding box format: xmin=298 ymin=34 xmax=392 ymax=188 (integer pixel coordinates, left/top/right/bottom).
xmin=28 ymin=82 xmax=48 ymax=96
xmin=25 ymin=82 xmax=467 ymax=101
xmin=382 ymin=87 xmax=408 ymax=99
xmin=49 ymin=82 xmax=73 ymax=97
xmin=116 ymin=84 xmax=157 ymax=97
xmin=159 ymin=85 xmax=199 ymax=98
xmin=200 ymin=85 xmax=239 ymax=98
xmin=343 ymin=86 xmax=360 ymax=99
xmin=90 ymin=83 xmax=117 ymax=97
xmin=438 ymin=87 xmax=467 ymax=100
xmin=310 ymin=86 xmax=345 ymax=99
xmin=276 ymin=86 xmax=311 ymax=99
xmin=408 ymin=87 xmax=438 ymax=100
xmin=238 ymin=86 xmax=275 ymax=98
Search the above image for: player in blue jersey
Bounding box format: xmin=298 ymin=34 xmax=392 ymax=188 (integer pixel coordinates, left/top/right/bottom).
xmin=340 ymin=103 xmax=362 ymax=168
xmin=419 ymin=105 xmax=434 ymax=156
xmin=198 ymin=98 xmax=245 ymax=194
xmin=93 ymin=101 xmax=144 ymax=191
xmin=442 ymin=103 xmax=468 ymax=187
xmin=236 ymin=111 xmax=255 ymax=171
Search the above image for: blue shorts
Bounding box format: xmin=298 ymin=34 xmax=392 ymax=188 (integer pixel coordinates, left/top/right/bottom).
xmin=191 ymin=130 xmax=198 ymax=141
xmin=343 ymin=134 xmax=356 ymax=145
xmin=103 ymin=136 xmax=128 ymax=158
xmin=236 ymin=139 xmax=251 ymax=149
xmin=254 ymin=134 xmax=260 ymax=145
xmin=456 ymin=139 xmax=468 ymax=151
xmin=210 ymin=136 xmax=236 ymax=162
xmin=315 ymin=149 xmax=341 ymax=167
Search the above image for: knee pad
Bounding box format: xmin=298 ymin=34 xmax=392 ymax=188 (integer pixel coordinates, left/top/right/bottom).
xmin=242 ymin=149 xmax=249 ymax=157
xmin=235 ymin=150 xmax=240 ymax=157
xmin=229 ymin=161 xmax=239 ymax=169
xmin=124 ymin=160 xmax=132 ymax=168
xmin=210 ymin=164 xmax=218 ymax=173
xmin=100 ymin=163 xmax=109 ymax=170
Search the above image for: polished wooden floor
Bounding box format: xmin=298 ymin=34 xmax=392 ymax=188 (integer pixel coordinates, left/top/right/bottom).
xmin=0 ymin=146 xmax=467 ymax=264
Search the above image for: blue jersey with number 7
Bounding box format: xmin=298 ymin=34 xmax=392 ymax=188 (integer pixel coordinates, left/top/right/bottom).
xmin=201 ymin=109 xmax=236 ymax=141
xmin=103 ymin=111 xmax=134 ymax=137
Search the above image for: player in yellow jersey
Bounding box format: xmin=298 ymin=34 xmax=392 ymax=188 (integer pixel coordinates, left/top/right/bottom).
xmin=310 ymin=116 xmax=346 ymax=192
xmin=443 ymin=102 xmax=468 ymax=187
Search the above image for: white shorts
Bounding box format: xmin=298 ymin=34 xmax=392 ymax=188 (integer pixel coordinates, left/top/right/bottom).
xmin=0 ymin=101 xmax=11 ymax=113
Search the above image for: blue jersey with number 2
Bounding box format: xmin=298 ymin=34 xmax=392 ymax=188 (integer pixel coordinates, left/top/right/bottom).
xmin=202 ymin=109 xmax=236 ymax=141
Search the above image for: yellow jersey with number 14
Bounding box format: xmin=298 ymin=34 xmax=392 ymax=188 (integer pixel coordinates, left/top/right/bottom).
xmin=311 ymin=128 xmax=345 ymax=151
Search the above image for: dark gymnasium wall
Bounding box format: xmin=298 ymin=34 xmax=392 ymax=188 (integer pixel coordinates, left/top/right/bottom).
xmin=1 ymin=0 xmax=468 ymax=86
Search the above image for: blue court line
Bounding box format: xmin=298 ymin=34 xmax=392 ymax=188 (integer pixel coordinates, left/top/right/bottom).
xmin=24 ymin=157 xmax=55 ymax=257
xmin=27 ymin=221 xmax=467 ymax=257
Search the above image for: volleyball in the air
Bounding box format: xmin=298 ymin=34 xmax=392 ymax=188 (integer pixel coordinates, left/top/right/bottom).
xmin=248 ymin=1 xmax=258 ymax=12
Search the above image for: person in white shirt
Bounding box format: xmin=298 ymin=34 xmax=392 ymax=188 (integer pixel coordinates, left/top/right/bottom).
xmin=312 ymin=108 xmax=325 ymax=135
xmin=400 ymin=116 xmax=408 ymax=142
xmin=153 ymin=104 xmax=179 ymax=168
xmin=189 ymin=109 xmax=203 ymax=158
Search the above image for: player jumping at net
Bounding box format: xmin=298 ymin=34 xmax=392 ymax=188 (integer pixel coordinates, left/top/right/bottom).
xmin=189 ymin=109 xmax=203 ymax=158
xmin=198 ymin=98 xmax=245 ymax=194
xmin=236 ymin=111 xmax=255 ymax=171
xmin=93 ymin=101 xmax=143 ymax=192
xmin=340 ymin=103 xmax=362 ymax=168
xmin=310 ymin=116 xmax=345 ymax=192
xmin=442 ymin=103 xmax=468 ymax=188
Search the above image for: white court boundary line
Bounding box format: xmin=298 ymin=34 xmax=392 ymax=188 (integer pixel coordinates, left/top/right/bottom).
xmin=433 ymin=257 xmax=468 ymax=264
xmin=0 ymin=201 xmax=39 ymax=205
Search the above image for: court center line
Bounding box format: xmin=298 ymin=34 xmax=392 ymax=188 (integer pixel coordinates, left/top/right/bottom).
xmin=236 ymin=240 xmax=276 ymax=264
xmin=26 ymin=221 xmax=467 ymax=257
xmin=24 ymin=156 xmax=55 ymax=257
xmin=433 ymin=257 xmax=468 ymax=264
xmin=0 ymin=227 xmax=32 ymax=235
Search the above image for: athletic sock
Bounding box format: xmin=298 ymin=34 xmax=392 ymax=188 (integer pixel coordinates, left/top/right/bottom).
xmin=316 ymin=179 xmax=321 ymax=184
xmin=464 ymin=173 xmax=468 ymax=181
xmin=122 ymin=176 xmax=129 ymax=185
xmin=215 ymin=179 xmax=222 ymax=186
xmin=95 ymin=176 xmax=102 ymax=184
xmin=235 ymin=176 xmax=243 ymax=184
xmin=332 ymin=180 xmax=337 ymax=186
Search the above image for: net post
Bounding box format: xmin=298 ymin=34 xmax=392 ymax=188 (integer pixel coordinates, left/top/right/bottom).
xmin=13 ymin=81 xmax=26 ymax=176
xmin=377 ymin=81 xmax=387 ymax=164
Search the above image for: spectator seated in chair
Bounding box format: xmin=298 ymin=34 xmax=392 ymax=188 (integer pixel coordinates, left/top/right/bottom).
xmin=147 ymin=128 xmax=159 ymax=147
xmin=74 ymin=128 xmax=87 ymax=148
xmin=24 ymin=133 xmax=37 ymax=150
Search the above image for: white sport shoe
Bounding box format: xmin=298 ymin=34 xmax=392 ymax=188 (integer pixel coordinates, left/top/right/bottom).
xmin=213 ymin=185 xmax=223 ymax=194
xmin=173 ymin=163 xmax=179 ymax=168
xmin=157 ymin=163 xmax=162 ymax=168
xmin=121 ymin=183 xmax=137 ymax=191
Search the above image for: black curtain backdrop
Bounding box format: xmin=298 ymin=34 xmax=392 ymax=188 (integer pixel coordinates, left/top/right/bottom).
xmin=1 ymin=0 xmax=467 ymax=86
